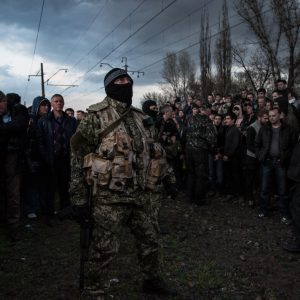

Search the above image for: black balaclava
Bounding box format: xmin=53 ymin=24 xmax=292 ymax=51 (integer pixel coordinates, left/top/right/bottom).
xmin=104 ymin=68 xmax=133 ymax=107
xmin=142 ymin=100 xmax=158 ymax=119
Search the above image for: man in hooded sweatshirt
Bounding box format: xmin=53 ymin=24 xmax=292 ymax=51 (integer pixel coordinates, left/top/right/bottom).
xmin=69 ymin=68 xmax=177 ymax=297
xmin=24 ymin=96 xmax=51 ymax=219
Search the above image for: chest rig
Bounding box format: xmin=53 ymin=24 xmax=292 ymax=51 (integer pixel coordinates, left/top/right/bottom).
xmin=83 ymin=102 xmax=167 ymax=195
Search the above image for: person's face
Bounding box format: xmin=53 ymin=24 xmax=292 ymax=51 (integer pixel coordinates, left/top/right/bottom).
xmin=209 ymin=114 xmax=215 ymax=122
xmin=233 ymin=107 xmax=240 ymax=116
xmin=192 ymin=107 xmax=199 ymax=115
xmin=38 ymin=102 xmax=49 ymax=116
xmin=259 ymin=114 xmax=269 ymax=124
xmin=246 ymin=104 xmax=253 ymax=114
xmin=269 ymin=109 xmax=280 ymax=125
xmin=178 ymin=110 xmax=184 ymax=118
xmin=272 ymin=92 xmax=279 ymax=100
xmin=258 ymin=98 xmax=266 ymax=108
xmin=164 ymin=109 xmax=172 ymax=120
xmin=247 ymin=94 xmax=254 ymax=101
xmin=225 ymin=97 xmax=231 ymax=103
xmin=0 ymin=98 xmax=7 ymax=115
xmin=277 ymin=81 xmax=285 ymax=90
xmin=149 ymin=104 xmax=158 ymax=112
xmin=114 ymin=76 xmax=131 ymax=85
xmin=187 ymin=96 xmax=193 ymax=104
xmin=224 ymin=116 xmax=235 ymax=126
xmin=76 ymin=112 xmax=84 ymax=120
xmin=241 ymin=90 xmax=247 ymax=98
xmin=66 ymin=110 xmax=74 ymax=117
xmin=266 ymin=101 xmax=272 ymax=110
xmin=214 ymin=116 xmax=222 ymax=126
xmin=257 ymin=91 xmax=265 ymax=98
xmin=242 ymin=102 xmax=250 ymax=111
xmin=207 ymin=95 xmax=213 ymax=103
xmin=51 ymin=96 xmax=64 ymax=112
xmin=215 ymin=95 xmax=221 ymax=102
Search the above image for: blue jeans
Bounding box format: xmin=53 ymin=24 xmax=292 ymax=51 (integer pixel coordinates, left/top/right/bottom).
xmin=208 ymin=154 xmax=224 ymax=192
xmin=259 ymin=159 xmax=289 ymax=215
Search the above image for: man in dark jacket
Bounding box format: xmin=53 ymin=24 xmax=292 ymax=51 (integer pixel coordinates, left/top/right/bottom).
xmin=223 ymin=112 xmax=242 ymax=199
xmin=37 ymin=94 xmax=77 ymax=225
xmin=255 ymin=107 xmax=298 ymax=221
xmin=0 ymin=92 xmax=29 ymax=241
xmin=185 ymin=104 xmax=217 ymax=205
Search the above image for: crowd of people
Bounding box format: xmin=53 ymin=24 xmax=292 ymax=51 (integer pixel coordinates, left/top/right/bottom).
xmin=142 ymin=79 xmax=300 ymax=252
xmin=0 ymin=75 xmax=300 ymax=296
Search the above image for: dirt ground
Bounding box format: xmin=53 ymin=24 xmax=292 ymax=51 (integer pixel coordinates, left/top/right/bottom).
xmin=0 ymin=193 xmax=300 ymax=300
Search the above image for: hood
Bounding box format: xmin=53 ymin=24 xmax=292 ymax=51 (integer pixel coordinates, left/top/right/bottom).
xmin=31 ymin=96 xmax=51 ymax=116
xmin=233 ymin=104 xmax=243 ymax=118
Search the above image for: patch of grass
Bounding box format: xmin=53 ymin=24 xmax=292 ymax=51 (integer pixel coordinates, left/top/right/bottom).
xmin=197 ymin=261 xmax=223 ymax=290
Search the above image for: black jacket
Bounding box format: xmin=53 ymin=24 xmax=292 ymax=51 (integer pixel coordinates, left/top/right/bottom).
xmin=224 ymin=125 xmax=241 ymax=158
xmin=37 ymin=111 xmax=77 ymax=167
xmin=0 ymin=102 xmax=29 ymax=153
xmin=255 ymin=122 xmax=298 ymax=166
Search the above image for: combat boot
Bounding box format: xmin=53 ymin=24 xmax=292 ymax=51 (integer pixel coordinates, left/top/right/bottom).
xmin=142 ymin=277 xmax=177 ymax=296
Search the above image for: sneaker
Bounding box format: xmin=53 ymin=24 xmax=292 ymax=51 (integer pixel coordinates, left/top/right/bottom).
xmin=258 ymin=212 xmax=266 ymax=218
xmin=143 ymin=277 xmax=177 ymax=296
xmin=27 ymin=213 xmax=37 ymax=219
xmin=281 ymin=216 xmax=293 ymax=226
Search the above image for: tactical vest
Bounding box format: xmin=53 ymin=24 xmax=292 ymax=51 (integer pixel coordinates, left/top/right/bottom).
xmin=83 ymin=102 xmax=167 ymax=195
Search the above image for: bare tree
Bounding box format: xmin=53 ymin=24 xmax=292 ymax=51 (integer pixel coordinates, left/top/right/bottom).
xmin=161 ymin=51 xmax=196 ymax=100
xmin=141 ymin=92 xmax=168 ymax=107
xmin=214 ymin=0 xmax=232 ymax=95
xmin=234 ymin=0 xmax=300 ymax=88
xmin=271 ymin=0 xmax=300 ymax=88
xmin=161 ymin=52 xmax=180 ymax=96
xmin=232 ymin=45 xmax=271 ymax=91
xmin=199 ymin=7 xmax=212 ymax=99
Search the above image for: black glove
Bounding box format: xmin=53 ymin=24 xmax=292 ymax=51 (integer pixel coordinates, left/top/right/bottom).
xmin=56 ymin=204 xmax=90 ymax=224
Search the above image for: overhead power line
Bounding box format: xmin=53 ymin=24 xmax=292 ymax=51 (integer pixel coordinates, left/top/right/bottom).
xmin=61 ymin=0 xmax=177 ymax=94
xmin=120 ymin=0 xmax=217 ymax=58
xmin=69 ymin=0 xmax=147 ymax=71
xmin=139 ymin=6 xmax=275 ymax=71
xmin=24 ymin=0 xmax=46 ymax=100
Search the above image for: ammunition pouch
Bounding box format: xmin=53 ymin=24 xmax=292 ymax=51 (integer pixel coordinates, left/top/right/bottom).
xmin=83 ymin=153 xmax=112 ymax=194
xmin=109 ymin=154 xmax=133 ymax=192
xmin=146 ymin=158 xmax=167 ymax=191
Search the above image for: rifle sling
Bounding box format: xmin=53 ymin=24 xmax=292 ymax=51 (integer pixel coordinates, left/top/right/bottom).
xmin=98 ymin=107 xmax=131 ymax=141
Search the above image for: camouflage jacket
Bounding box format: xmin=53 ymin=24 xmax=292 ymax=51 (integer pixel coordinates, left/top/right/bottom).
xmin=185 ymin=114 xmax=217 ymax=151
xmin=70 ymin=97 xmax=172 ymax=206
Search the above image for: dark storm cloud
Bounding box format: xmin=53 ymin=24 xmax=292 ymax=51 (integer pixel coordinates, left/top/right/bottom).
xmin=0 ymin=0 xmax=247 ymax=107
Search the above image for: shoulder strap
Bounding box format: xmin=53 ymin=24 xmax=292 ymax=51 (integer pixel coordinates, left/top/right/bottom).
xmin=98 ymin=107 xmax=131 ymax=141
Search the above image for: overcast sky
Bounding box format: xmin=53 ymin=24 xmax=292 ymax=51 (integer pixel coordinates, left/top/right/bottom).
xmin=0 ymin=0 xmax=249 ymax=110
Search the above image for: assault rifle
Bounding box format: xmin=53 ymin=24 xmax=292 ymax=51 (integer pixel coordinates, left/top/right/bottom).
xmin=56 ymin=188 xmax=93 ymax=293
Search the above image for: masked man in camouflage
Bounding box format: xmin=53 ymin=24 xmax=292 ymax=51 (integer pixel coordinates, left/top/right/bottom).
xmin=185 ymin=104 xmax=217 ymax=205
xmin=70 ymin=68 xmax=176 ymax=298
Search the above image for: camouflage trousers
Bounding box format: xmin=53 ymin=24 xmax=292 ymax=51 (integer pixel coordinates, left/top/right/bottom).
xmin=85 ymin=191 xmax=161 ymax=294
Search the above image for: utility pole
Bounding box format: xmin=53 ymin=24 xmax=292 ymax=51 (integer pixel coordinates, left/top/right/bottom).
xmin=28 ymin=63 xmax=78 ymax=97
xmin=28 ymin=62 xmax=46 ymax=97
xmin=100 ymin=57 xmax=145 ymax=78
xmin=40 ymin=62 xmax=45 ymax=97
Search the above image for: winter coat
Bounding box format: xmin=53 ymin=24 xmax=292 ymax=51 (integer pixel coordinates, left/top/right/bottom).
xmin=37 ymin=111 xmax=77 ymax=167
xmin=255 ymin=122 xmax=298 ymax=167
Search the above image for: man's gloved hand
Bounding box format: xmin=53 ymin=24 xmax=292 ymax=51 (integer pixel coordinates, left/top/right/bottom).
xmin=56 ymin=204 xmax=90 ymax=224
